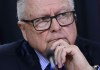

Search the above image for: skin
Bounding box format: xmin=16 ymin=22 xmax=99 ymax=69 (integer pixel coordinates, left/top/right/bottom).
xmin=18 ymin=0 xmax=77 ymax=56
xmin=18 ymin=0 xmax=93 ymax=70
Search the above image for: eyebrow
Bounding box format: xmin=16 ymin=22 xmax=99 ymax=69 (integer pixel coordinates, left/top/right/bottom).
xmin=38 ymin=6 xmax=72 ymax=18
xmin=56 ymin=6 xmax=74 ymax=13
xmin=31 ymin=5 xmax=74 ymax=21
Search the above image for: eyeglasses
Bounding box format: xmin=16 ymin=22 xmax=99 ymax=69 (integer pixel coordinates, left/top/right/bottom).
xmin=21 ymin=11 xmax=75 ymax=31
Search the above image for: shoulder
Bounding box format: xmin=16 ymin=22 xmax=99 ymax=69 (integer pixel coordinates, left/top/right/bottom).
xmin=0 ymin=40 xmax=31 ymax=70
xmin=76 ymin=36 xmax=100 ymax=48
xmin=76 ymin=36 xmax=100 ymax=65
xmin=76 ymin=36 xmax=100 ymax=54
xmin=0 ymin=39 xmax=24 ymax=55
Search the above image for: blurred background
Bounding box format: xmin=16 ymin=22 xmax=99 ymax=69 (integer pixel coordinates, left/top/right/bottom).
xmin=0 ymin=0 xmax=100 ymax=44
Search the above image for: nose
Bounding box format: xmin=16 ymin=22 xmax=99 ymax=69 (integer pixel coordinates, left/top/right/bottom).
xmin=50 ymin=18 xmax=61 ymax=32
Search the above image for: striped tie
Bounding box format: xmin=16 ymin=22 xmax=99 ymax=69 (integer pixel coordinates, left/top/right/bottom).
xmin=45 ymin=64 xmax=51 ymax=70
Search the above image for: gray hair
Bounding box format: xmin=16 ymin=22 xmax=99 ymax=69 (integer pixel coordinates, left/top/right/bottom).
xmin=68 ymin=0 xmax=74 ymax=10
xmin=17 ymin=0 xmax=25 ymax=20
xmin=17 ymin=0 xmax=74 ymax=20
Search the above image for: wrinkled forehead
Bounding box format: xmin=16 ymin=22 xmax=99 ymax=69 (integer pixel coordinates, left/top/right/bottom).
xmin=25 ymin=0 xmax=72 ymax=9
xmin=26 ymin=0 xmax=68 ymax=6
xmin=24 ymin=0 xmax=73 ymax=19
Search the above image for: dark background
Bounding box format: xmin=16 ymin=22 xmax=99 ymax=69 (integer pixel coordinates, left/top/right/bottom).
xmin=0 ymin=0 xmax=100 ymax=44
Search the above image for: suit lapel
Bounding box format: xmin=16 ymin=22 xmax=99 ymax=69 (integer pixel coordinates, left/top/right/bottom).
xmin=18 ymin=41 xmax=42 ymax=70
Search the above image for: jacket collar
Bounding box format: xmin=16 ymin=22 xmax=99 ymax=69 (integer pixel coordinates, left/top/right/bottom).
xmin=17 ymin=41 xmax=42 ymax=70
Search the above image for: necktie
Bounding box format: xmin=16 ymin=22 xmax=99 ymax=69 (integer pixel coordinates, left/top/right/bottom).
xmin=45 ymin=64 xmax=51 ymax=70
xmin=45 ymin=64 xmax=59 ymax=70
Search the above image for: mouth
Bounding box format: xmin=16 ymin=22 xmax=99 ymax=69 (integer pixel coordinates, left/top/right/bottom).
xmin=49 ymin=38 xmax=65 ymax=42
xmin=48 ymin=37 xmax=69 ymax=46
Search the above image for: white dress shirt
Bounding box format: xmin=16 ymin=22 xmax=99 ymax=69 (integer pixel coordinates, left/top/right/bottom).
xmin=35 ymin=50 xmax=49 ymax=70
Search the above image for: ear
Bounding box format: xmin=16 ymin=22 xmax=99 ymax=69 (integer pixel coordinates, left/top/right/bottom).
xmin=18 ymin=21 xmax=28 ymax=41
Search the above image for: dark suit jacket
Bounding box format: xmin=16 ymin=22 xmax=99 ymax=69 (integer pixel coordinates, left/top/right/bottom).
xmin=0 ymin=36 xmax=100 ymax=70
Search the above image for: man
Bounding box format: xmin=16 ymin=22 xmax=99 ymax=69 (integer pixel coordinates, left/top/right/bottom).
xmin=0 ymin=0 xmax=100 ymax=70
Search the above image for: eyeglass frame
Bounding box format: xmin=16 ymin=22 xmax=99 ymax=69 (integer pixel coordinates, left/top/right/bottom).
xmin=21 ymin=11 xmax=76 ymax=31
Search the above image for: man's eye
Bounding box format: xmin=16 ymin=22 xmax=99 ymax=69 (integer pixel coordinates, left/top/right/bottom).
xmin=57 ymin=13 xmax=66 ymax=19
xmin=62 ymin=12 xmax=71 ymax=17
xmin=41 ymin=17 xmax=47 ymax=20
xmin=41 ymin=17 xmax=50 ymax=22
xmin=35 ymin=18 xmax=42 ymax=23
xmin=61 ymin=12 xmax=67 ymax=16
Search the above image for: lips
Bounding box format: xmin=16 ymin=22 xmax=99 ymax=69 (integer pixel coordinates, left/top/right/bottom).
xmin=49 ymin=38 xmax=65 ymax=43
xmin=48 ymin=38 xmax=61 ymax=44
xmin=47 ymin=37 xmax=69 ymax=47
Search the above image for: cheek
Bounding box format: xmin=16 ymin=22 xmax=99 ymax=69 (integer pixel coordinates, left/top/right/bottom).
xmin=28 ymin=30 xmax=49 ymax=54
xmin=63 ymin=23 xmax=77 ymax=44
xmin=23 ymin=23 xmax=48 ymax=53
xmin=35 ymin=31 xmax=49 ymax=54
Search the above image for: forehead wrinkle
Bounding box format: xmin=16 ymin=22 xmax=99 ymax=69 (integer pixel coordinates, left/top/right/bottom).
xmin=45 ymin=2 xmax=59 ymax=6
xmin=35 ymin=4 xmax=70 ymax=18
xmin=38 ymin=0 xmax=68 ymax=7
xmin=23 ymin=0 xmax=72 ymax=19
xmin=35 ymin=0 xmax=71 ymax=13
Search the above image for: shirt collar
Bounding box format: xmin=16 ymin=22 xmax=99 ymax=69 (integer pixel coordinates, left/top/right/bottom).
xmin=35 ymin=50 xmax=49 ymax=70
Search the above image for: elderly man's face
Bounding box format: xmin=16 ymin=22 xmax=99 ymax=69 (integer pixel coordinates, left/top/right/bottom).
xmin=19 ymin=0 xmax=77 ymax=55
